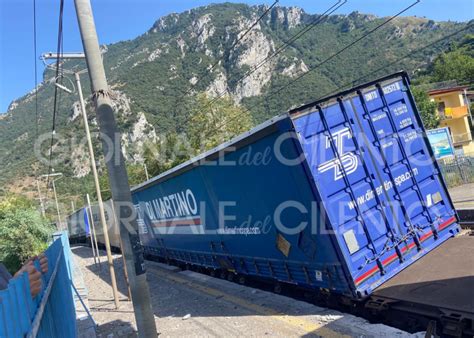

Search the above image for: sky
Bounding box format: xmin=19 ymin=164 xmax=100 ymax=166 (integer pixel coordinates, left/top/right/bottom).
xmin=0 ymin=0 xmax=473 ymax=113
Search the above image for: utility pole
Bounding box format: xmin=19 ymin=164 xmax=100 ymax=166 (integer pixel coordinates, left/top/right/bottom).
xmin=144 ymin=163 xmax=149 ymax=181
xmin=41 ymin=52 xmax=120 ymax=308
xmin=74 ymin=0 xmax=157 ymax=336
xmin=36 ymin=180 xmax=46 ymax=217
xmin=41 ymin=172 xmax=63 ymax=230
xmin=52 ymin=178 xmax=62 ymax=230
xmin=86 ymin=193 xmax=102 ymax=269
xmin=111 ymin=200 xmax=132 ymax=301
xmin=76 ymin=70 xmax=120 ymax=308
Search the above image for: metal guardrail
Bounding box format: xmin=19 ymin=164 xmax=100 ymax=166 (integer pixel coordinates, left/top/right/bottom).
xmin=0 ymin=231 xmax=77 ymax=337
xmin=438 ymin=153 xmax=474 ymax=188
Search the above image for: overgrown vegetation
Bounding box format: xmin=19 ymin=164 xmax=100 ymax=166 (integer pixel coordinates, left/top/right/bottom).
xmin=412 ymin=33 xmax=473 ymax=128
xmin=143 ymin=94 xmax=253 ymax=178
xmin=412 ymin=87 xmax=439 ymax=129
xmin=0 ymin=195 xmax=53 ymax=274
xmin=431 ymin=34 xmax=474 ymax=83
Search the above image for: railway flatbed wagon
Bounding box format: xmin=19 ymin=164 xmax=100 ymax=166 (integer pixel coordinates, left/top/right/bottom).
xmin=131 ymin=71 xmax=460 ymax=300
xmin=370 ymin=234 xmax=474 ymax=336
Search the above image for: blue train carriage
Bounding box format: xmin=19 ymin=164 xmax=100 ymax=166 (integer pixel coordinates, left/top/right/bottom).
xmin=88 ymin=199 xmax=122 ymax=249
xmin=131 ymin=71 xmax=459 ymax=299
xmin=66 ymin=207 xmax=91 ymax=243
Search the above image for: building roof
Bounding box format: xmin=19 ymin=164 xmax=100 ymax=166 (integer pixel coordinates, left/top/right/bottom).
xmin=428 ymin=85 xmax=469 ymax=96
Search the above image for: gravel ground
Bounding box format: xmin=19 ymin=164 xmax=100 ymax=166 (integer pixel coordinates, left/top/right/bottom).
xmin=72 ymin=246 xmax=423 ymax=337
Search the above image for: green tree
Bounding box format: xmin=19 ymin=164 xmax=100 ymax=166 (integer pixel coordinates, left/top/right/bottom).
xmin=0 ymin=195 xmax=53 ymax=273
xmin=143 ymin=133 xmax=193 ymax=177
xmin=127 ymin=163 xmax=148 ymax=186
xmin=432 ymin=49 xmax=474 ymax=83
xmin=412 ymin=87 xmax=439 ymax=130
xmin=186 ymin=93 xmax=253 ymax=152
xmin=143 ymin=94 xmax=254 ymax=178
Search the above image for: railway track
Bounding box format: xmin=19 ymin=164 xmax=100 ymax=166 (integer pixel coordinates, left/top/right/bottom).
xmin=458 ymin=208 xmax=474 ymax=228
xmin=143 ymin=232 xmax=474 ymax=337
xmin=76 ymin=227 xmax=474 ymax=336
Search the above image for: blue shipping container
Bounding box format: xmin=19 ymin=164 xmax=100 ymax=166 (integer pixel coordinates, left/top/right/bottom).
xmin=131 ymin=72 xmax=460 ymax=298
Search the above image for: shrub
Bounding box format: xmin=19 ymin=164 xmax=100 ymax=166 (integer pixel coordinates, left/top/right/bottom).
xmin=0 ymin=195 xmax=53 ymax=274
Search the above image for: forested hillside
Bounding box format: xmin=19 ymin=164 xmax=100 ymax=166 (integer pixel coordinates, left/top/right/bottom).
xmin=0 ymin=3 xmax=472 ymax=209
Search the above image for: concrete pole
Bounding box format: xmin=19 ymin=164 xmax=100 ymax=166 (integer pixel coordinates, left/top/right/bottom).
xmin=85 ymin=196 xmax=98 ymax=266
xmin=111 ymin=200 xmax=132 ymax=301
xmin=144 ymin=163 xmax=149 ymax=181
xmin=36 ymin=180 xmax=46 ymax=217
xmin=74 ymin=0 xmax=157 ymax=335
xmin=76 ymin=71 xmax=119 ymax=308
xmin=51 ymin=179 xmax=62 ymax=230
xmin=86 ymin=193 xmax=102 ymax=268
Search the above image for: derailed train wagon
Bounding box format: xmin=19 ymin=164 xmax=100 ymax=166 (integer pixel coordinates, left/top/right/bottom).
xmin=131 ymin=71 xmax=460 ymax=299
xmin=66 ymin=201 xmax=122 ymax=249
xmin=66 ymin=207 xmax=89 ymax=244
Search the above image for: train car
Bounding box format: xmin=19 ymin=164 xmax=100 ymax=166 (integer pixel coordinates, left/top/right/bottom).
xmin=130 ymin=71 xmax=460 ymax=300
xmin=66 ymin=207 xmax=90 ymax=244
xmin=66 ymin=201 xmax=122 ymax=249
xmin=88 ymin=199 xmax=122 ymax=250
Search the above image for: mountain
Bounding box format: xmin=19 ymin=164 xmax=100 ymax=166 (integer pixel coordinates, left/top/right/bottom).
xmin=0 ymin=3 xmax=472 ymax=194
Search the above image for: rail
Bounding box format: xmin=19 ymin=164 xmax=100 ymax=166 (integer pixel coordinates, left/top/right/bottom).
xmin=0 ymin=231 xmax=77 ymax=337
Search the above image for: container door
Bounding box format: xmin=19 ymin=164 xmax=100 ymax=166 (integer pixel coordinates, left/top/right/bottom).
xmin=292 ymin=75 xmax=458 ymax=296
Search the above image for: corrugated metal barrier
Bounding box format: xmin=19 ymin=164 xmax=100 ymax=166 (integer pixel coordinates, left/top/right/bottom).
xmin=0 ymin=231 xmax=77 ymax=337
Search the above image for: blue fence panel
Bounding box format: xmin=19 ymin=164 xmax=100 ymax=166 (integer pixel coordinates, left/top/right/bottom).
xmin=0 ymin=231 xmax=77 ymax=338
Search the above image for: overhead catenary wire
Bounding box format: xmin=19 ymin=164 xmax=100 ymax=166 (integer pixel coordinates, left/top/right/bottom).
xmin=199 ymin=0 xmax=421 ymax=142
xmin=33 ymin=0 xmax=46 ymax=214
xmin=176 ymin=0 xmax=279 ymax=99
xmin=268 ymin=0 xmax=421 ymax=98
xmin=291 ymin=22 xmax=474 ymax=116
xmin=316 ymin=23 xmax=474 ymax=98
xmin=33 ymin=0 xmax=39 ymax=139
xmin=45 ymin=0 xmax=65 ymax=195
xmin=205 ymin=0 xmax=347 ymax=108
xmin=179 ymin=0 xmax=347 ymax=129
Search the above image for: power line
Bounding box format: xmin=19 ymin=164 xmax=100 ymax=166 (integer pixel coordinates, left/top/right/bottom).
xmin=269 ymin=0 xmax=421 ymax=98
xmin=306 ymin=23 xmax=474 ymax=106
xmin=207 ymin=0 xmax=347 ymax=107
xmin=180 ymin=0 xmax=346 ymax=128
xmin=46 ymin=0 xmax=65 ymax=193
xmin=33 ymin=0 xmax=39 ymax=139
xmin=33 ymin=0 xmax=45 ymax=214
xmin=200 ymin=0 xmax=421 ymax=142
xmin=177 ymin=0 xmax=279 ymax=99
